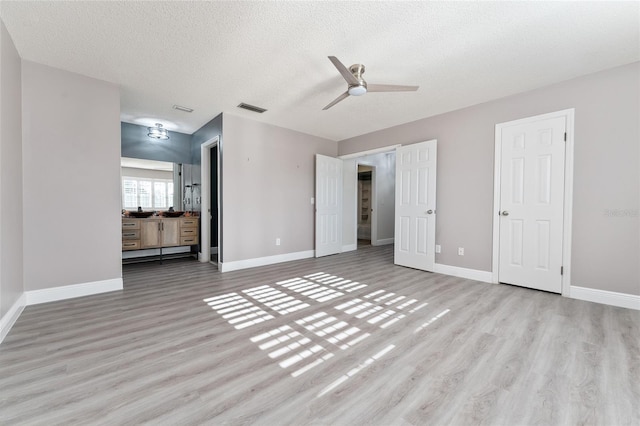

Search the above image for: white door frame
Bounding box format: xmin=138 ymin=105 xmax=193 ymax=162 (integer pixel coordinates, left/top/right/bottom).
xmin=355 ymin=161 xmax=377 ymax=246
xmin=339 ymin=145 xmax=402 ymax=161
xmin=492 ymin=108 xmax=575 ymax=296
xmin=200 ymin=136 xmax=221 ymax=267
xmin=340 ymin=144 xmax=400 ymax=248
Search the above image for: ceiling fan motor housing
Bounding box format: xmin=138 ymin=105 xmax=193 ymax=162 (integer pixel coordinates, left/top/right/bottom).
xmin=348 ymin=64 xmax=367 ymax=95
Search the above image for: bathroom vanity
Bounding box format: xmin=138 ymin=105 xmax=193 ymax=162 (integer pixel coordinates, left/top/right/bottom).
xmin=122 ymin=217 xmax=199 ymax=256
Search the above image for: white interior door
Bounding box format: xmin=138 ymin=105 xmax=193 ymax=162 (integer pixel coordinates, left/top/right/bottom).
xmin=315 ymin=154 xmax=342 ymax=257
xmin=497 ymin=115 xmax=566 ymax=293
xmin=394 ymin=140 xmax=437 ymax=271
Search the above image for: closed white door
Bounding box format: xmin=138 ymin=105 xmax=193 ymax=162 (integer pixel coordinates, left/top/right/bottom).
xmin=497 ymin=115 xmax=566 ymax=293
xmin=394 ymin=140 xmax=437 ymax=271
xmin=315 ymin=154 xmax=342 ymax=257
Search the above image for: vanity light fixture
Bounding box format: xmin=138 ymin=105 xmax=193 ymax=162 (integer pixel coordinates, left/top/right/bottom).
xmin=147 ymin=123 xmax=169 ymax=140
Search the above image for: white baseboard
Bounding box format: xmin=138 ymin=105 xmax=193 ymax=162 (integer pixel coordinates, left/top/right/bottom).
xmin=570 ymin=286 xmax=640 ymax=310
xmin=433 ymin=263 xmax=493 ymax=283
xmin=220 ymin=250 xmax=315 ymax=273
xmin=0 ymin=293 xmax=26 ymax=344
xmin=373 ymin=238 xmax=394 ymax=246
xmin=26 ymin=278 xmax=123 ymax=305
xmin=342 ymin=244 xmax=357 ymax=252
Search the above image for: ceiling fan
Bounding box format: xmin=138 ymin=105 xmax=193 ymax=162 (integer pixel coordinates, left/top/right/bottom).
xmin=322 ymin=56 xmax=419 ymax=110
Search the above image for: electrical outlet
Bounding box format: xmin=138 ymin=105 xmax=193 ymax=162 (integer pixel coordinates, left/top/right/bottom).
xmin=458 ymin=247 xmax=464 ymax=256
xmin=311 ymin=197 xmax=315 ymax=204
xmin=276 ymin=238 xmax=281 ymax=246
xmin=435 ymin=245 xmax=441 ymax=253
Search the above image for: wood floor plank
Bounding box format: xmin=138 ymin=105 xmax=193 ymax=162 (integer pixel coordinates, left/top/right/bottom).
xmin=1 ymin=245 xmax=638 ymax=425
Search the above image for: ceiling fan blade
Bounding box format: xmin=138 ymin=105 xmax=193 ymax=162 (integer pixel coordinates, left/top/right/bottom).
xmin=322 ymin=91 xmax=350 ymax=110
xmin=328 ymin=56 xmax=359 ymax=86
xmin=367 ymin=84 xmax=419 ymax=92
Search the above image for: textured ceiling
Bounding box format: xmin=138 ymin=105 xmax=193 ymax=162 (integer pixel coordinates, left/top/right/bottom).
xmin=1 ymin=1 xmax=638 ymax=141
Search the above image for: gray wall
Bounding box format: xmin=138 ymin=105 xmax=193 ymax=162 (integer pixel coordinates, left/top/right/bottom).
xmin=22 ymin=61 xmax=122 ymax=291
xmin=222 ymin=114 xmax=337 ymax=262
xmin=0 ymin=20 xmax=23 ymax=324
xmin=121 ymin=122 xmax=191 ymax=164
xmin=342 ymin=151 xmax=396 ymax=248
xmin=339 ymin=62 xmax=640 ymax=296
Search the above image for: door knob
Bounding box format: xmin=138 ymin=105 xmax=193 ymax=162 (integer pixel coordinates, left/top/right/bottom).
xmin=501 ymin=211 xmax=509 ymax=216
xmin=426 ymin=209 xmax=433 ymax=214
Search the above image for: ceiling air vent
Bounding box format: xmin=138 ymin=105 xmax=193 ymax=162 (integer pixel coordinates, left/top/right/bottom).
xmin=237 ymin=103 xmax=267 ymax=114
xmin=173 ymin=104 xmax=194 ymax=113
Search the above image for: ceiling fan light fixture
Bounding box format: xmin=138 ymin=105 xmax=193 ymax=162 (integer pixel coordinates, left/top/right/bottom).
xmin=147 ymin=123 xmax=169 ymax=140
xmin=348 ymin=85 xmax=367 ymax=96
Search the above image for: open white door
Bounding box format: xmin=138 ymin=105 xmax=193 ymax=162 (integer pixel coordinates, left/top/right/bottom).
xmin=315 ymin=154 xmax=342 ymax=257
xmin=394 ymin=140 xmax=437 ymax=271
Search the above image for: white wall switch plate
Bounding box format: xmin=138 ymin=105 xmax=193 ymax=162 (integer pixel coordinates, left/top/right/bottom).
xmin=458 ymin=247 xmax=464 ymax=256
xmin=435 ymin=245 xmax=441 ymax=253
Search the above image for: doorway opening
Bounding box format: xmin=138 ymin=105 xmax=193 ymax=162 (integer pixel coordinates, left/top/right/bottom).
xmin=315 ymin=145 xmax=399 ymax=257
xmin=334 ymin=146 xmax=398 ymax=254
xmin=357 ymin=165 xmax=374 ymax=248
xmin=209 ymin=146 xmax=219 ymax=264
xmin=200 ymin=137 xmax=221 ymax=268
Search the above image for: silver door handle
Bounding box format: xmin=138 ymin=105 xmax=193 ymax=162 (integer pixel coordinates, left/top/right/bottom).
xmin=426 ymin=209 xmax=433 ymax=214
xmin=501 ymin=211 xmax=509 ymax=216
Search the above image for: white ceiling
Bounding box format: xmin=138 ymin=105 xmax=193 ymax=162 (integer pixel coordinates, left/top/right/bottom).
xmin=1 ymin=1 xmax=638 ymax=141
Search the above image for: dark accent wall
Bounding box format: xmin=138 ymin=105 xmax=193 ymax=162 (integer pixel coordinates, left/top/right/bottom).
xmin=190 ymin=113 xmax=223 ymax=258
xmin=191 ymin=113 xmax=223 ymax=165
xmin=121 ymin=122 xmax=192 ymax=164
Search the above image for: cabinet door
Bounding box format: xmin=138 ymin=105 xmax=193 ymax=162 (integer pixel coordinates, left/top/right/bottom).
xmin=161 ymin=219 xmax=180 ymax=247
xmin=140 ymin=220 xmax=162 ymax=248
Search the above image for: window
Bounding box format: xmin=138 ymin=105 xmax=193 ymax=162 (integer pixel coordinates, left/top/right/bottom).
xmin=122 ymin=177 xmax=174 ymax=210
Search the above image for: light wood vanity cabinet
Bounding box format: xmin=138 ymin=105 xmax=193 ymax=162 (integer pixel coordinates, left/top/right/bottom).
xmin=179 ymin=218 xmax=199 ymax=246
xmin=122 ymin=219 xmax=141 ymax=251
xmin=122 ymin=217 xmax=199 ymax=251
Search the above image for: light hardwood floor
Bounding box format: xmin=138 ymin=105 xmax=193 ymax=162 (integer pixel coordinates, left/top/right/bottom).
xmin=1 ymin=245 xmax=638 ymax=425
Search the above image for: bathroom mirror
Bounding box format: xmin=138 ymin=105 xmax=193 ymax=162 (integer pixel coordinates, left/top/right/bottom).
xmin=121 ymin=157 xmax=183 ymax=211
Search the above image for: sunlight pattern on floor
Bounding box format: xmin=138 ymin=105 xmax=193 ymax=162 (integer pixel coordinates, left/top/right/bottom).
xmin=296 ymin=312 xmax=370 ymax=350
xmin=203 ymin=293 xmax=274 ymax=329
xmin=204 ymin=271 xmax=448 ymax=382
xmin=277 ymin=278 xmax=344 ymax=302
xmin=414 ymin=309 xmax=450 ymax=333
xmin=250 ymin=324 xmax=335 ymax=377
xmin=303 ymin=272 xmax=368 ymax=292
xmin=335 ymin=290 xmax=427 ymax=330
xmin=242 ymin=285 xmax=310 ymax=315
xmin=317 ymin=344 xmax=396 ymax=397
